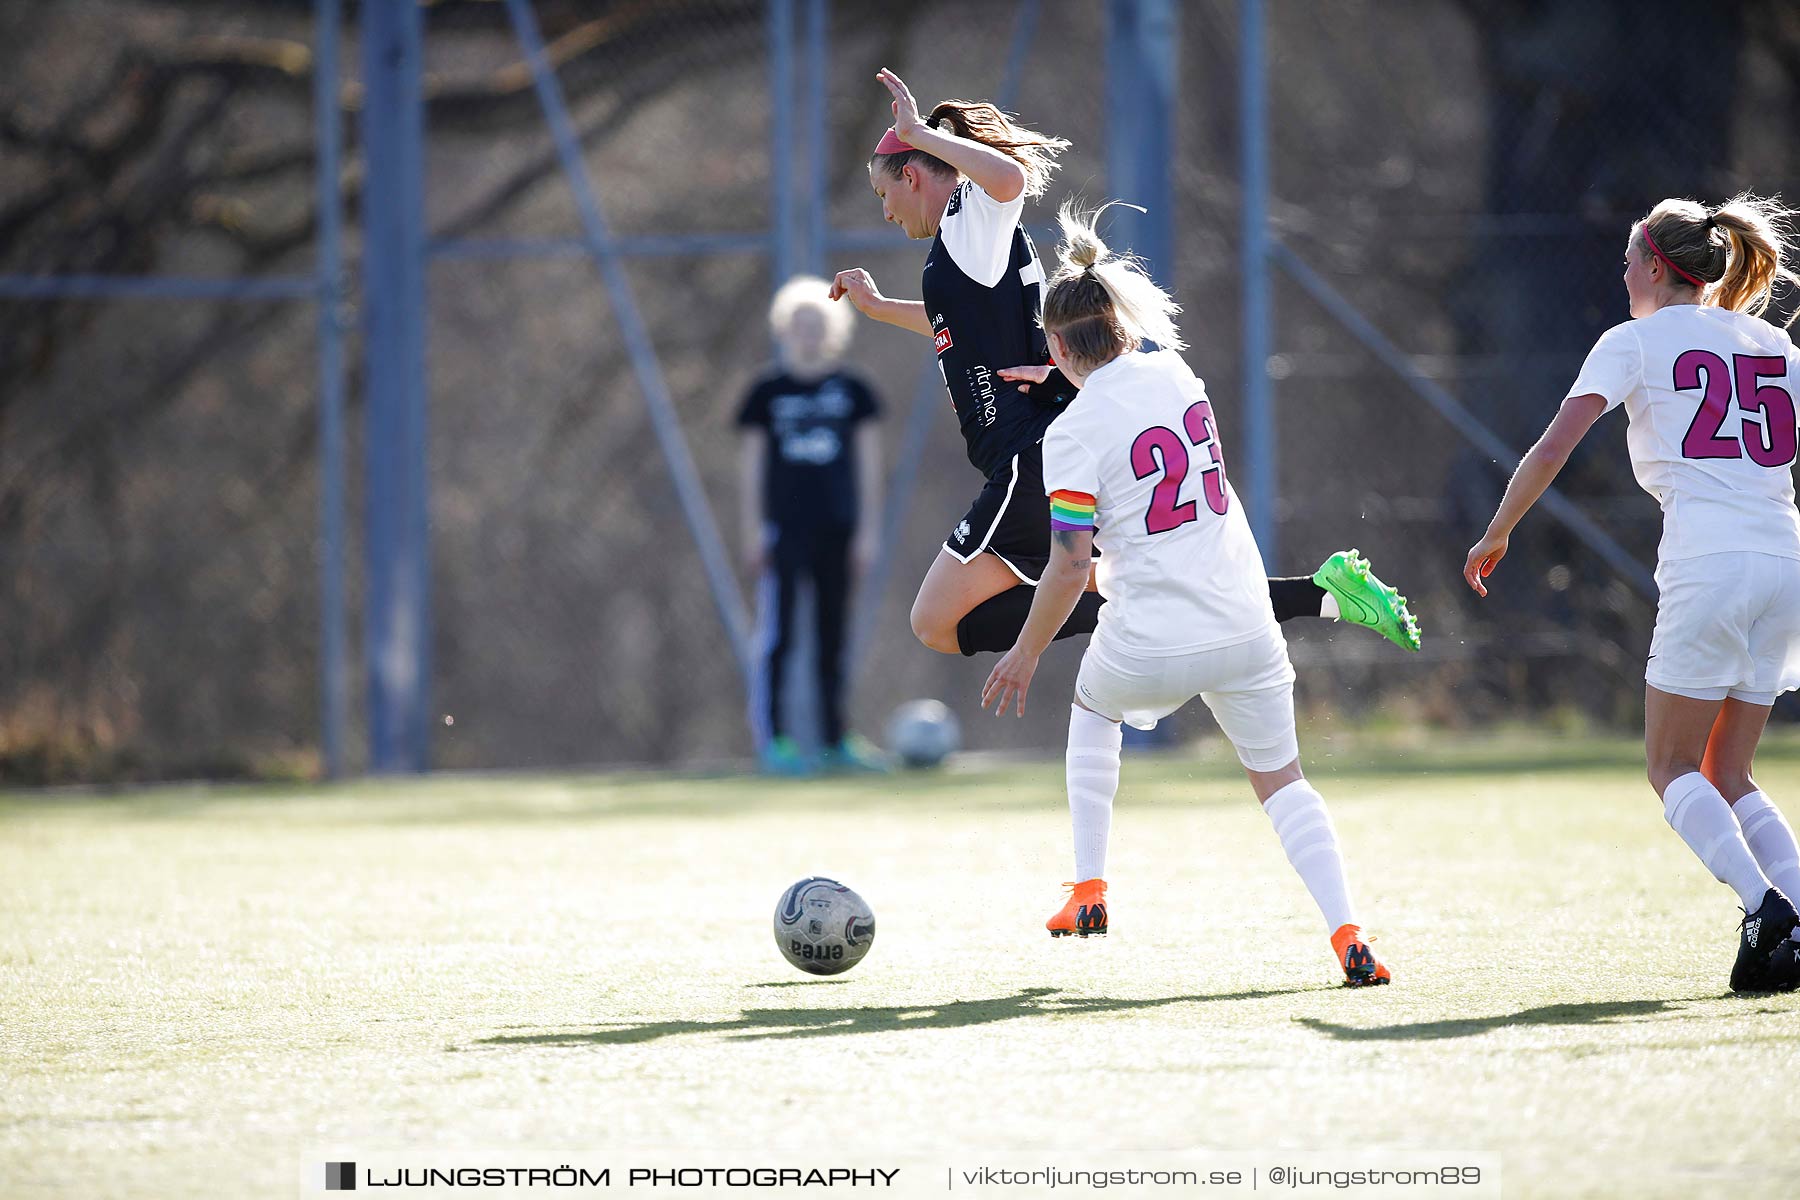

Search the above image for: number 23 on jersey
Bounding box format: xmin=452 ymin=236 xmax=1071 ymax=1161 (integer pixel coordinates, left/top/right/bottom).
xmin=1131 ymin=399 xmax=1230 ymax=535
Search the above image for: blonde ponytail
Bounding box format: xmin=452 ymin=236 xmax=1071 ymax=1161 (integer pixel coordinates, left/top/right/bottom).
xmin=1056 ymin=201 xmax=1109 ymax=270
xmin=1041 ymin=201 xmax=1184 ymax=370
xmin=1636 ymin=193 xmax=1799 ymax=327
xmin=1710 ymin=193 xmax=1800 ymax=324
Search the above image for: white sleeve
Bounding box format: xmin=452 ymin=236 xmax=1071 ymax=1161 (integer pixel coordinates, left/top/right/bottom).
xmin=1042 ymin=421 xmax=1100 ymax=500
xmin=1567 ymin=323 xmax=1642 ymax=413
xmin=938 ymin=181 xmax=1025 ymax=289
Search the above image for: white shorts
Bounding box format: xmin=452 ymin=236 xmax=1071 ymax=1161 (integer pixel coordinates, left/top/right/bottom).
xmin=1648 ymin=551 xmax=1800 ymax=706
xmin=1074 ymin=627 xmax=1299 ymax=771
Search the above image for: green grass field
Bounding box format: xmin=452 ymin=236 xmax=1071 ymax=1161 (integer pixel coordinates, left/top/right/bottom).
xmin=5 ymin=731 xmax=1800 ymax=1198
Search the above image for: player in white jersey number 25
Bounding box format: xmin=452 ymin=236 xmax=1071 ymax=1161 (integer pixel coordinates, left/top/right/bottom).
xmin=1464 ymin=193 xmax=1800 ymax=993
xmin=980 ymin=202 xmax=1391 ymax=987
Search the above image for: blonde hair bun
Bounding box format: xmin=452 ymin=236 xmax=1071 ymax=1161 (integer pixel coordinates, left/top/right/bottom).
xmin=1041 ymin=200 xmax=1185 ymax=367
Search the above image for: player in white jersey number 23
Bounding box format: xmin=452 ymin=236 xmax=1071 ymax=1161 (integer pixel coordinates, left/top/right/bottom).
xmin=980 ymin=202 xmax=1392 ymax=987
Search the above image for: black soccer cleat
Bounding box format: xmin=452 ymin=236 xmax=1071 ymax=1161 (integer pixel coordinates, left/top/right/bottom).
xmin=1764 ymin=934 xmax=1800 ymax=993
xmin=1729 ymin=888 xmax=1798 ymax=993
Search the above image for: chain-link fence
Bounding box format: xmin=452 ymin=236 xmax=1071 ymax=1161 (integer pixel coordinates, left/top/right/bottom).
xmin=1 ymin=1 xmax=333 ymax=781
xmin=1247 ymin=0 xmax=1800 ymax=732
xmin=5 ymin=0 xmax=1800 ymax=782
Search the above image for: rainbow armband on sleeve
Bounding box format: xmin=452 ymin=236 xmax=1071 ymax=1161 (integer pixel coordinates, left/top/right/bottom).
xmin=1049 ymin=490 xmax=1097 ymax=531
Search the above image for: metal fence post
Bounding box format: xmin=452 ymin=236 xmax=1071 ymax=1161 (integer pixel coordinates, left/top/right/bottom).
xmin=768 ymin=0 xmax=796 ymax=284
xmin=314 ymin=0 xmax=347 ymax=779
xmin=360 ymin=0 xmax=432 ymax=773
xmin=803 ymin=0 xmax=828 ymax=277
xmin=1105 ymin=0 xmax=1176 ymax=287
xmin=1239 ymin=0 xmax=1276 ymax=561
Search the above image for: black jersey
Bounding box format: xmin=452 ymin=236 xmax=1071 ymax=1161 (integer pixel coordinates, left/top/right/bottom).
xmin=736 ymin=369 xmax=881 ymax=530
xmin=921 ymin=180 xmax=1074 ymax=480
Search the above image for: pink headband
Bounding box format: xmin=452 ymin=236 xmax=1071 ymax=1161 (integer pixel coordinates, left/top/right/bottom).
xmin=1639 ymin=222 xmax=1707 ymax=289
xmin=873 ymin=128 xmax=913 ymax=156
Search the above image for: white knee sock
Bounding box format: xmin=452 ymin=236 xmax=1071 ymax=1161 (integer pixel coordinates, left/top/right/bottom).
xmin=1662 ymin=772 xmax=1772 ymax=911
xmin=1263 ymin=779 xmax=1357 ymax=932
xmin=1066 ymin=705 xmax=1122 ymax=881
xmin=1731 ymin=790 xmax=1800 ymax=904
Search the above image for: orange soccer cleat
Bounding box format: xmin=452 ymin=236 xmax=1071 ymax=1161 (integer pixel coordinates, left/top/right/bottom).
xmin=1047 ymin=879 xmax=1108 ymax=938
xmin=1331 ymin=923 xmax=1392 ymax=986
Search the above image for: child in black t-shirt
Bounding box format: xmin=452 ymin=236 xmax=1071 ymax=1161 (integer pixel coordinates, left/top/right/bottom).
xmin=737 ymin=277 xmax=885 ymax=774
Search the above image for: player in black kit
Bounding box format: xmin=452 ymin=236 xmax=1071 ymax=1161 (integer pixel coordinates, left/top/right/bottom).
xmin=738 ymin=277 xmax=886 ymax=775
xmin=830 ymin=69 xmax=1420 ymax=658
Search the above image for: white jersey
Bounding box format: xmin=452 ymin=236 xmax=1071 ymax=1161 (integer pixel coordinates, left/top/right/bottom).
xmin=1567 ymin=305 xmax=1800 ymax=564
xmin=1041 ymin=350 xmax=1277 ymax=655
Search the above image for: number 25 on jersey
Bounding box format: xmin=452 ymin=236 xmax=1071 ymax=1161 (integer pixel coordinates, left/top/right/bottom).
xmin=1131 ymin=399 xmax=1230 ymax=535
xmin=1678 ymin=350 xmax=1798 ymax=467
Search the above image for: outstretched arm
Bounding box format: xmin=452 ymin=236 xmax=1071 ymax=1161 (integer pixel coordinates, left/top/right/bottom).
xmin=1464 ymin=393 xmax=1608 ymax=596
xmin=981 ymin=527 xmax=1094 ymax=717
xmin=879 ymin=69 xmax=1028 ymax=203
xmin=829 ymin=268 xmax=932 ymax=337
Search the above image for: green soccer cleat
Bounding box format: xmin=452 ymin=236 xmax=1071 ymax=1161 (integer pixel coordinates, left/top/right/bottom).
xmin=1312 ymin=550 xmax=1421 ymax=652
xmin=759 ymin=735 xmax=815 ymax=778
xmin=818 ymin=733 xmax=889 ymax=775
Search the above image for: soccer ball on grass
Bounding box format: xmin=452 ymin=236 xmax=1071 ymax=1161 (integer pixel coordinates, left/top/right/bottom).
xmin=773 ymin=876 xmax=876 ymax=975
xmin=886 ymin=698 xmax=961 ymax=769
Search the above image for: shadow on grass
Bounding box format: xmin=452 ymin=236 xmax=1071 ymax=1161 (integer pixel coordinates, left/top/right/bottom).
xmin=470 ymin=985 xmax=1320 ymax=1047
xmin=1295 ymin=997 xmax=1710 ymax=1042
xmin=743 ymin=979 xmax=853 ymax=988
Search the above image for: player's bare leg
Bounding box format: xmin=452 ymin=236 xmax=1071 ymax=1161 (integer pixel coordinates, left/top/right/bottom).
xmin=1645 ymin=685 xmax=1727 ymax=796
xmin=1709 ymin=694 xmax=1800 ymax=893
xmin=910 ymin=549 xmax=1019 ymax=654
xmin=913 ymin=550 xmax=1103 ymax=656
xmin=1702 ymin=697 xmax=1774 ymax=803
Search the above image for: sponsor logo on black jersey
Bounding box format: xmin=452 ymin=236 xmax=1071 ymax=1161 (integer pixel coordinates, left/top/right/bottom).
xmin=934 ymin=326 xmax=953 ymax=354
xmin=967 ymin=365 xmax=998 ymax=428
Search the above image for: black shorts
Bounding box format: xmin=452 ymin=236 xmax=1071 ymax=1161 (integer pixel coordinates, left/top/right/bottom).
xmin=943 ymin=443 xmax=1052 ymax=584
